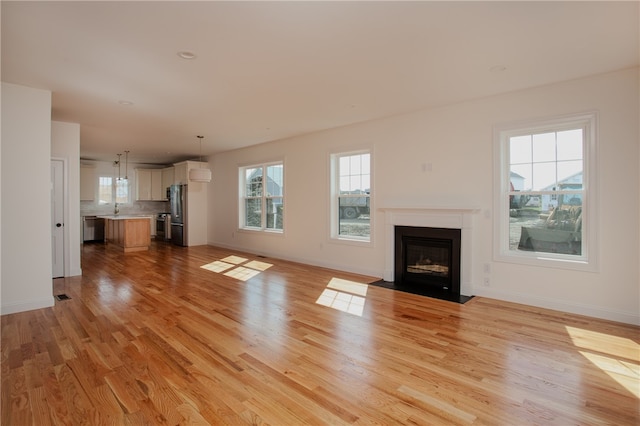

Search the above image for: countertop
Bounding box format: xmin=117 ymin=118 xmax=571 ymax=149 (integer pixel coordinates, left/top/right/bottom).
xmin=97 ymin=215 xmax=154 ymax=220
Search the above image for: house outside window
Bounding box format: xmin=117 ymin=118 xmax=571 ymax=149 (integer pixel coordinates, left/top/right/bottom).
xmin=493 ymin=112 xmax=597 ymax=271
xmin=330 ymin=150 xmax=371 ymax=242
xmin=240 ymin=161 xmax=284 ymax=232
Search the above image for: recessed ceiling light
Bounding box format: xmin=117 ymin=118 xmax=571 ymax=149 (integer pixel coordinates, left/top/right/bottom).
xmin=177 ymin=51 xmax=197 ymax=60
xmin=118 ymin=100 xmax=133 ymax=106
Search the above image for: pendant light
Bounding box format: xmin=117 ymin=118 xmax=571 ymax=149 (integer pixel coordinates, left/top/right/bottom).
xmin=124 ymin=150 xmax=129 ymax=180
xmin=116 ymin=153 xmax=122 ymax=180
xmin=189 ymin=135 xmax=212 ymax=183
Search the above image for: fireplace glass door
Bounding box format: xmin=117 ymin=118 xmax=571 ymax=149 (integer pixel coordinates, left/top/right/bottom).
xmin=394 ymin=226 xmax=461 ymax=295
xmin=404 ymin=237 xmax=452 ymax=288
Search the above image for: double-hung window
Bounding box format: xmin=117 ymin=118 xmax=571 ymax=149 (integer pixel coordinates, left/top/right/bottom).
xmin=98 ymin=176 xmax=129 ymax=205
xmin=493 ymin=112 xmax=597 ymax=270
xmin=240 ymin=161 xmax=284 ymax=232
xmin=330 ymin=150 xmax=371 ymax=242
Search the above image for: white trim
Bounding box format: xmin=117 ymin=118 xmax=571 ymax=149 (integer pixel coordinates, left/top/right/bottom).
xmin=473 ymin=288 xmax=639 ymax=326
xmin=210 ymin=240 xmax=380 ymax=279
xmin=52 ymin=157 xmax=75 ymax=277
xmin=237 ymin=228 xmax=284 ymax=238
xmin=238 ymin=160 xmax=285 ymax=232
xmin=493 ymin=111 xmax=598 ymax=272
xmin=329 ymin=149 xmax=373 ymax=245
xmin=1 ymin=297 xmax=55 ymax=316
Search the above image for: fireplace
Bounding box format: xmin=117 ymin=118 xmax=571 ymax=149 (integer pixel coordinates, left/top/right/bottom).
xmin=377 ymin=206 xmax=477 ymax=303
xmin=395 ymin=226 xmax=461 ymax=296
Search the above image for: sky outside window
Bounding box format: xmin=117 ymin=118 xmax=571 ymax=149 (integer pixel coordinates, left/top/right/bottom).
xmin=509 ymin=129 xmax=583 ymax=191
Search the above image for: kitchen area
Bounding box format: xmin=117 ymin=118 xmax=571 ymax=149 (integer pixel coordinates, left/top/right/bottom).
xmin=83 ymin=212 xmax=171 ymax=242
xmin=81 ymin=158 xmax=208 ymax=250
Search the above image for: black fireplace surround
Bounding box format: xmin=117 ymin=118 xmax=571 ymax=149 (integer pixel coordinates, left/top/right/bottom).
xmin=372 ymin=225 xmax=472 ymax=303
xmin=395 ymin=225 xmax=460 ymax=290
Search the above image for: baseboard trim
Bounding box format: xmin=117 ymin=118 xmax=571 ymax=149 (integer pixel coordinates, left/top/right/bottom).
xmin=209 ymin=241 xmax=381 ymax=279
xmin=68 ymin=267 xmax=82 ymax=277
xmin=473 ymin=287 xmax=639 ymax=325
xmin=1 ymin=297 xmax=55 ymax=316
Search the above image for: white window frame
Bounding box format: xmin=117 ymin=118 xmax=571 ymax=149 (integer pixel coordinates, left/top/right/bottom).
xmin=493 ymin=111 xmax=598 ymax=271
xmin=98 ymin=176 xmax=130 ymax=205
xmin=329 ymin=149 xmax=373 ymax=245
xmin=239 ymin=160 xmax=284 ymax=233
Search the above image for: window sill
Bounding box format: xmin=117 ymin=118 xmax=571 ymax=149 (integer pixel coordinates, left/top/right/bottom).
xmin=238 ymin=228 xmax=284 ymax=236
xmin=494 ymin=251 xmax=598 ymax=273
xmin=329 ymin=236 xmax=373 ymax=247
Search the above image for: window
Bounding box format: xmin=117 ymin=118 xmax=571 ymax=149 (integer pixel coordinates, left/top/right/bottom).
xmin=240 ymin=161 xmax=284 ymax=232
xmin=98 ymin=177 xmax=113 ymax=204
xmin=98 ymin=177 xmax=129 ymax=205
xmin=331 ymin=151 xmax=371 ymax=242
xmin=494 ymin=112 xmax=597 ymax=270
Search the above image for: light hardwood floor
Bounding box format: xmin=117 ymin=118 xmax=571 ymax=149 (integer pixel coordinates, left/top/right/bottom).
xmin=2 ymin=242 xmax=639 ymax=425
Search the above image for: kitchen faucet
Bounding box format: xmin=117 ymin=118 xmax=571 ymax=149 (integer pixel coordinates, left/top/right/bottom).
xmin=114 ymin=203 xmax=119 ymax=215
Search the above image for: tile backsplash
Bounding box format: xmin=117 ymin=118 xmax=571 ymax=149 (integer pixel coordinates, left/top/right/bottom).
xmin=81 ymin=200 xmax=169 ymax=217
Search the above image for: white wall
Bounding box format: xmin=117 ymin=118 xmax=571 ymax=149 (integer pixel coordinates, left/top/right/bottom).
xmin=1 ymin=83 xmax=55 ymax=314
xmin=51 ymin=121 xmax=82 ymax=277
xmin=187 ymin=180 xmax=208 ymax=246
xmin=208 ymin=68 xmax=639 ymax=325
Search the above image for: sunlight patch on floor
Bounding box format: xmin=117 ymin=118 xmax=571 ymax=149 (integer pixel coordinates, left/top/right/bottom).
xmin=327 ymin=277 xmax=368 ymax=296
xmin=579 ymin=351 xmax=640 ymax=397
xmin=221 ymin=255 xmax=249 ymax=265
xmin=224 ymin=266 xmax=261 ymax=282
xmin=316 ymin=278 xmax=368 ymax=316
xmin=566 ymin=326 xmax=640 ymax=398
xmin=565 ymin=326 xmax=640 ymax=361
xmin=201 ymin=260 xmax=235 ymax=273
xmin=201 ymin=255 xmax=274 ymax=282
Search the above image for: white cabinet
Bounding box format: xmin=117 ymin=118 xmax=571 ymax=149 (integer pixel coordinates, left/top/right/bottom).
xmin=150 ymin=169 xmax=163 ymax=200
xmin=161 ymin=167 xmax=174 ymax=195
xmin=136 ymin=169 xmax=152 ymax=200
xmin=173 ymin=161 xmax=208 ymax=185
xmin=173 ymin=162 xmax=188 ymax=184
xmin=136 ymin=168 xmax=165 ymax=201
xmin=80 ymin=165 xmax=95 ymax=201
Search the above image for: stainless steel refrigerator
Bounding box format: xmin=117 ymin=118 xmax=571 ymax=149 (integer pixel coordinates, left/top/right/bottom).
xmin=170 ymin=184 xmax=187 ymax=246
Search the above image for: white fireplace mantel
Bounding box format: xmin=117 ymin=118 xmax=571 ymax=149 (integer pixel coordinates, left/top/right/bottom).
xmin=379 ymin=205 xmax=480 ymax=212
xmin=379 ymin=206 xmax=480 ymax=294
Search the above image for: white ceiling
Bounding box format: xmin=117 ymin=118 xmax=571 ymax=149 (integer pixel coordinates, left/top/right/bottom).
xmin=2 ymin=1 xmax=638 ymax=165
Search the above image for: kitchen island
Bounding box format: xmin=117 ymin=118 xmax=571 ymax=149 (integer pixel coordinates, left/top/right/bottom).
xmin=100 ymin=216 xmax=151 ymax=252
